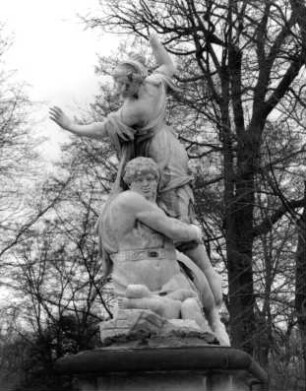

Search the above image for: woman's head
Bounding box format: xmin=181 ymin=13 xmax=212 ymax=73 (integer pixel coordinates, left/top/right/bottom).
xmin=113 ymin=53 xmax=147 ymax=98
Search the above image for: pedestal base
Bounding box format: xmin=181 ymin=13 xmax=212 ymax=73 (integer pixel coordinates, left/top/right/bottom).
xmin=76 ymin=371 xmax=238 ymax=391
xmin=55 ymin=345 xmax=268 ymax=391
xmin=56 ymin=310 xmax=267 ymax=390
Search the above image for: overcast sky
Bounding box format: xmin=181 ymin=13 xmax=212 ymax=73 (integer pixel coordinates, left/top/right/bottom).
xmin=0 ymin=0 xmax=114 ymax=102
xmin=0 ymin=1 xmax=122 ymax=304
xmin=0 ymin=0 xmax=120 ymax=159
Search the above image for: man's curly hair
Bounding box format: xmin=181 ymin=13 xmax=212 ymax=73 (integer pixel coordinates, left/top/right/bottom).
xmin=123 ymin=157 xmax=160 ymax=185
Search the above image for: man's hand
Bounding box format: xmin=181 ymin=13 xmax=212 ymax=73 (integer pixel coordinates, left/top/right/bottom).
xmin=49 ymin=106 xmax=73 ymax=131
xmin=190 ymin=224 xmax=203 ymax=244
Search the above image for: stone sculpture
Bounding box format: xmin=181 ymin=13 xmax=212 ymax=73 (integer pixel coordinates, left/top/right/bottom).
xmin=49 ymin=32 xmax=222 ymax=310
xmin=49 ymin=32 xmax=230 ymax=346
xmin=97 ymin=157 xmax=229 ymax=345
xmin=97 ymin=157 xmax=203 ymax=317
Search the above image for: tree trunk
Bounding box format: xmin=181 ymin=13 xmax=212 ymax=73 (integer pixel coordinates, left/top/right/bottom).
xmin=225 ymin=134 xmax=257 ymax=355
xmin=226 ymin=188 xmax=256 ymax=353
xmin=290 ymin=0 xmax=306 ymax=63
xmin=295 ymin=181 xmax=306 ymax=385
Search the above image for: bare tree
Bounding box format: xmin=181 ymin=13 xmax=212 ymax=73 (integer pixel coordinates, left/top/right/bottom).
xmin=290 ymin=0 xmax=306 ymax=62
xmin=0 ymin=23 xmax=42 ymax=263
xmin=295 ymin=183 xmax=306 ymax=383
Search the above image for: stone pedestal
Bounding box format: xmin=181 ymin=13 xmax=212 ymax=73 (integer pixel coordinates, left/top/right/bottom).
xmin=56 ymin=345 xmax=268 ymax=391
xmin=55 ymin=310 xmax=268 ymax=391
xmin=78 ymin=371 xmax=236 ymax=391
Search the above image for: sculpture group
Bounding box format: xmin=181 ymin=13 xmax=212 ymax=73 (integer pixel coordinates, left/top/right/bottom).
xmin=50 ymin=32 xmax=230 ymax=346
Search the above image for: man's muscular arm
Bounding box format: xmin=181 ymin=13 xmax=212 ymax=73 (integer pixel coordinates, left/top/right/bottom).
xmin=121 ymin=191 xmax=202 ymax=243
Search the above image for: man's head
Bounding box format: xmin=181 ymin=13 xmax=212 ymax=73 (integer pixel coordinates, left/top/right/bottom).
xmin=113 ymin=53 xmax=148 ymax=98
xmin=124 ymin=157 xmax=160 ymax=201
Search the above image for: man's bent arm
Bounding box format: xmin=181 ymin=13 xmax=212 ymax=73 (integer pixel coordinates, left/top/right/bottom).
xmin=124 ymin=193 xmax=201 ymax=243
xmin=149 ymin=32 xmax=176 ymax=77
xmin=138 ymin=209 xmax=201 ymax=243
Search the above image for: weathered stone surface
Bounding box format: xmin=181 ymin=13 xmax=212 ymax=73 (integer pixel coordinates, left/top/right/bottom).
xmin=100 ymin=309 xmax=218 ymax=347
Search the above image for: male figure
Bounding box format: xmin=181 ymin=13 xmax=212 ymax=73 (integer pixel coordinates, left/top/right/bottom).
xmin=97 ymin=157 xmax=229 ymax=345
xmin=49 ymin=32 xmax=222 ymax=307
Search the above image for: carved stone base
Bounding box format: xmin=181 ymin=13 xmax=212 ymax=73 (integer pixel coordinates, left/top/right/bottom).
xmin=55 ymin=310 xmax=267 ymax=390
xmin=100 ymin=309 xmax=219 ymax=347
xmin=55 ymin=345 xmax=268 ymax=391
